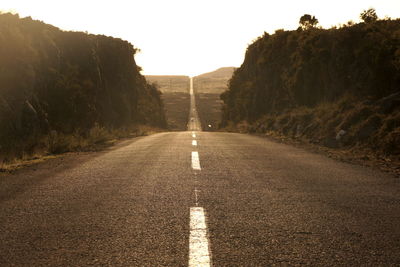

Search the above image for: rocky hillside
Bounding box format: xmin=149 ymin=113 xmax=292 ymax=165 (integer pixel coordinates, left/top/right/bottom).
xmin=221 ymin=17 xmax=400 ymax=156
xmin=0 ymin=13 xmax=166 ymax=162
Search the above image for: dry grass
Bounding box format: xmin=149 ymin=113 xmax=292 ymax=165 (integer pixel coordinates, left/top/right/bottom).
xmin=145 ymin=76 xmax=189 ymax=93
xmin=161 ymin=92 xmax=190 ymax=131
xmin=0 ymin=154 xmax=59 ymax=173
xmin=0 ymin=124 xmax=165 ymax=172
xmin=196 ymin=93 xmax=223 ymax=131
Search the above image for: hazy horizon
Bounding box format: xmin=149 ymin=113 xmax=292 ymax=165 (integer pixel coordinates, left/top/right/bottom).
xmin=2 ymin=0 xmax=400 ymax=76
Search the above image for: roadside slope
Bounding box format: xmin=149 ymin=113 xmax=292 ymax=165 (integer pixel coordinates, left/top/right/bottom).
xmin=0 ymin=13 xmax=166 ymax=163
xmin=220 ymin=18 xmax=400 ymax=167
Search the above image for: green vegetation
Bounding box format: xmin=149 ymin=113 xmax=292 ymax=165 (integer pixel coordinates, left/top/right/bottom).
xmin=221 ymin=11 xmax=400 ymax=156
xmin=0 ymin=13 xmax=166 ymax=163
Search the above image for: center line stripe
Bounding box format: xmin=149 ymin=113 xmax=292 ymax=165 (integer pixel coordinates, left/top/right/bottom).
xmin=189 ymin=207 xmax=211 ymax=267
xmin=191 ymin=151 xmax=201 ymax=170
xmin=192 ymin=140 xmax=197 ymax=146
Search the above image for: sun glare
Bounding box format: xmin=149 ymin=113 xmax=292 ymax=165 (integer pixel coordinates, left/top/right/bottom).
xmin=1 ymin=0 xmax=400 ymax=76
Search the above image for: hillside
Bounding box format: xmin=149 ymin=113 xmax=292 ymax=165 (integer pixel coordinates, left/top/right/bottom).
xmin=145 ymin=75 xmax=190 ymax=130
xmin=0 ymin=13 xmax=166 ymax=163
xmin=193 ymin=67 xmax=235 ymax=94
xmin=195 ymin=67 xmax=236 ymax=79
xmin=144 ymin=68 xmax=236 ymax=131
xmin=145 ymin=75 xmax=189 ymax=93
xmin=221 ymin=18 xmax=400 ymax=160
xmin=192 ymin=67 xmax=236 ymax=130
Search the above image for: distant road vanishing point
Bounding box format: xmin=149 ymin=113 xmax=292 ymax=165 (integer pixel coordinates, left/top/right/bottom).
xmin=0 ymin=78 xmax=400 ymax=266
xmin=187 ymin=77 xmax=202 ymax=132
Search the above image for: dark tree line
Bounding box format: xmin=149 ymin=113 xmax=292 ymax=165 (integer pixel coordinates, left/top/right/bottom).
xmin=0 ymin=13 xmax=166 ymax=159
xmin=221 ymin=14 xmax=400 ymax=125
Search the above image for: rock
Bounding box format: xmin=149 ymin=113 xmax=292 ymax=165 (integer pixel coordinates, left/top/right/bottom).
xmin=336 ymin=129 xmax=346 ymax=141
xmin=295 ymin=124 xmax=303 ymax=137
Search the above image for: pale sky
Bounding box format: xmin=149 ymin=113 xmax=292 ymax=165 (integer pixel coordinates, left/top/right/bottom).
xmin=1 ymin=0 xmax=400 ymax=76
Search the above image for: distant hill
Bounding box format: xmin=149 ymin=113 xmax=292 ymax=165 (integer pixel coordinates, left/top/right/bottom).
xmin=145 ymin=75 xmax=189 ymax=93
xmin=145 ymin=68 xmax=237 ymax=131
xmin=191 ymin=67 xmax=236 ymax=131
xmin=195 ymin=67 xmax=236 ymax=79
xmin=145 ymin=75 xmax=190 ymax=130
xmin=193 ymin=67 xmax=236 ymax=94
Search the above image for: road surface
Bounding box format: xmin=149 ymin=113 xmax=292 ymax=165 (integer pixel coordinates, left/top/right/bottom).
xmin=187 ymin=77 xmax=202 ymax=132
xmin=0 ymin=79 xmax=399 ymax=266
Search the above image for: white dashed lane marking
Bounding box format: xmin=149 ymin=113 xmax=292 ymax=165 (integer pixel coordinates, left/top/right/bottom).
xmin=189 ymin=207 xmax=211 ymax=267
xmin=192 ymin=140 xmax=197 ymax=146
xmin=191 ymin=151 xmax=201 ymax=170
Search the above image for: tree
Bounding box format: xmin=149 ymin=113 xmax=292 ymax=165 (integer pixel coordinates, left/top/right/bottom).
xmin=360 ymin=8 xmax=378 ymax=23
xmin=299 ymin=14 xmax=319 ymax=30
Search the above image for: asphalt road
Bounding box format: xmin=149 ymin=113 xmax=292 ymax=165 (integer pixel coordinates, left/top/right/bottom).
xmin=1 ymin=131 xmax=400 ymax=266
xmin=188 ymin=77 xmax=202 ymax=132
xmin=1 ymin=80 xmax=400 ymax=266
